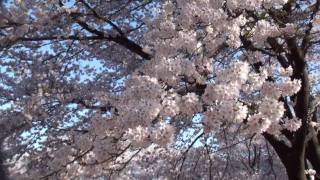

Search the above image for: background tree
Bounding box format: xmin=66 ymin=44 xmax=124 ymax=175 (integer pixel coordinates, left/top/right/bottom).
xmin=1 ymin=0 xmax=320 ymax=179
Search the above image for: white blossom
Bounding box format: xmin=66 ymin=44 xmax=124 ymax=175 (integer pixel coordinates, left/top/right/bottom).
xmin=282 ymin=117 xmax=302 ymax=132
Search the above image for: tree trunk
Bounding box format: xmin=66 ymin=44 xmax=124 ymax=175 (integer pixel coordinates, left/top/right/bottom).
xmin=263 ymin=133 xmax=307 ymax=180
xmin=0 ymin=143 xmax=8 ymax=180
xmin=282 ymin=152 xmax=307 ymax=180
xmin=306 ymin=134 xmax=320 ymax=174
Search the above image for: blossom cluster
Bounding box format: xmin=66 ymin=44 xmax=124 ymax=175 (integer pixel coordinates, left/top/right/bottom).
xmin=126 ymin=122 xmax=175 ymax=148
xmin=118 ymin=0 xmax=302 ymax=146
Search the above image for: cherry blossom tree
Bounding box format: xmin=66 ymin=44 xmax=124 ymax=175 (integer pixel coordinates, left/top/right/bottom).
xmin=1 ymin=0 xmax=320 ymax=179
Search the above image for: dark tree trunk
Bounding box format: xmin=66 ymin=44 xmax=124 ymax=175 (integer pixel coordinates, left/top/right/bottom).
xmin=264 ymin=133 xmax=307 ymax=180
xmin=0 ymin=151 xmax=7 ymax=180
xmin=0 ymin=139 xmax=8 ymax=180
xmin=0 ymin=126 xmax=10 ymax=180
xmin=264 ymin=37 xmax=313 ymax=180
xmin=306 ymin=134 xmax=320 ymax=173
xmin=283 ymin=152 xmax=307 ymax=180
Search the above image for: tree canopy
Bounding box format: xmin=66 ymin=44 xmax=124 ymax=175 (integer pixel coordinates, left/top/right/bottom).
xmin=1 ymin=0 xmax=320 ymax=179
